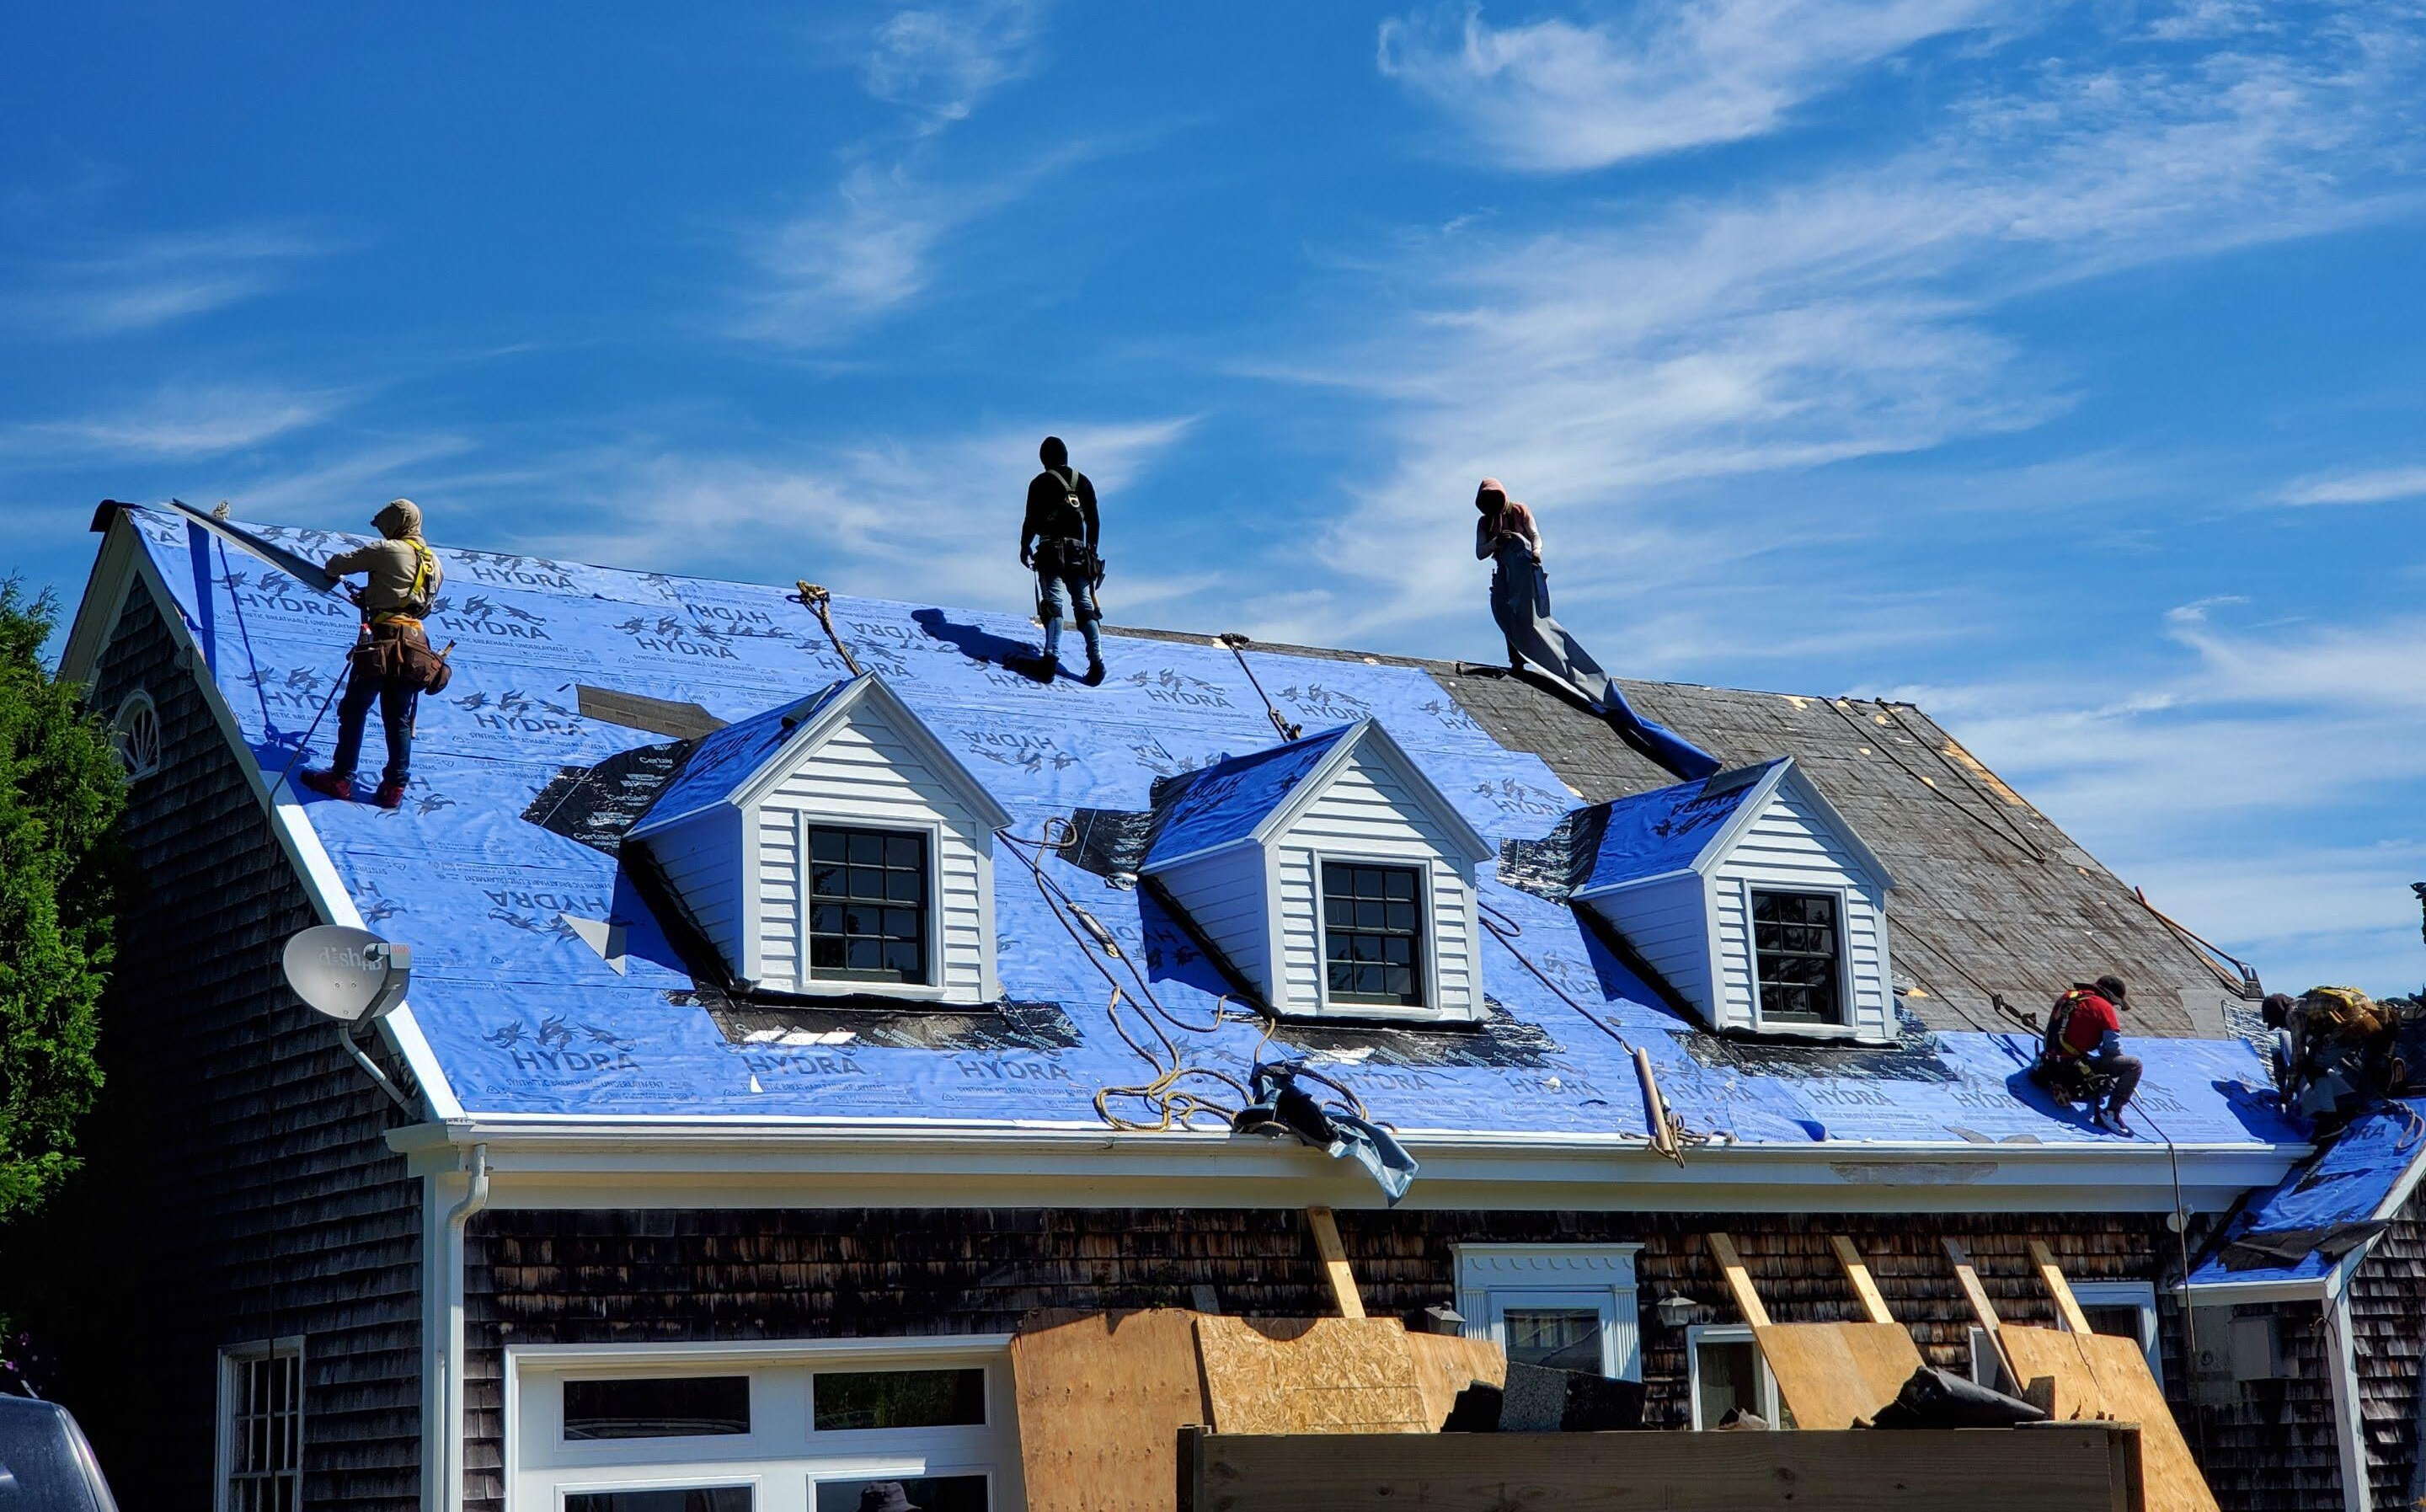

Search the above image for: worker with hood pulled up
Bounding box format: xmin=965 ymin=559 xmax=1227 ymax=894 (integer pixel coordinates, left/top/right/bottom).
xmin=300 ymin=499 xmax=450 ymax=809
xmin=1018 ymin=435 xmax=1106 ymax=685
xmin=1473 ymin=478 xmax=1720 ymax=783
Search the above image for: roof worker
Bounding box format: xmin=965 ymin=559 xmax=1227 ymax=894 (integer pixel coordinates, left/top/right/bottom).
xmin=299 ymin=499 xmax=452 ymax=809
xmin=2033 ymin=975 xmax=2142 ymax=1136
xmin=1473 ymin=478 xmax=1720 ymax=783
xmin=1018 ymin=435 xmax=1107 ymax=686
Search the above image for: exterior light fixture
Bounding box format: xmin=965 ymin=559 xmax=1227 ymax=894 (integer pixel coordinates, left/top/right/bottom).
xmin=1654 ymin=1293 xmax=1703 ymax=1329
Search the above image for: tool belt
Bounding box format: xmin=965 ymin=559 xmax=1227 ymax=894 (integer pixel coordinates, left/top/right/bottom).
xmin=355 ymin=617 xmax=452 ymax=693
xmin=1034 ymin=535 xmax=1099 ymax=578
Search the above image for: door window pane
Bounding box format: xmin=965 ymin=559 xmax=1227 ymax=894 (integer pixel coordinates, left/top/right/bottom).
xmin=2082 ymin=1305 xmax=2145 ymax=1343
xmin=1503 ymin=1308 xmax=1604 ymax=1372
xmin=566 ymin=1488 xmax=752 ymax=1512
xmin=814 ymin=1475 xmax=988 ymax=1512
xmin=564 ymin=1376 xmax=751 ymax=1440
xmin=1695 ymin=1338 xmax=1762 ymax=1427
xmin=813 ymin=1369 xmax=987 ymax=1431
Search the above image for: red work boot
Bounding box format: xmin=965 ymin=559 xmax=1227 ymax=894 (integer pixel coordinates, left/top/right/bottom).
xmin=372 ymin=779 xmax=409 ymax=810
xmin=299 ymin=769 xmax=355 ymax=802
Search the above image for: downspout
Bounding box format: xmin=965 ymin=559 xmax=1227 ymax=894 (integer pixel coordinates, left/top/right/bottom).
xmin=438 ymin=1145 xmax=490 ymax=1512
xmin=2325 ymin=1261 xmax=2372 ymax=1512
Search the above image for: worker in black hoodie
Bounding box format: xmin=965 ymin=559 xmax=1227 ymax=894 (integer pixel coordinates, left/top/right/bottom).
xmin=1018 ymin=435 xmax=1106 ymax=684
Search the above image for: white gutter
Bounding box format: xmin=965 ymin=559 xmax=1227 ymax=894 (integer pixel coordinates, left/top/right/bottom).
xmin=435 ymin=1144 xmax=489 ymax=1512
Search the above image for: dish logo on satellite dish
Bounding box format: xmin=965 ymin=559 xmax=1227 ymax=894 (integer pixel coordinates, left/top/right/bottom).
xmin=283 ymin=925 xmax=413 ymax=1023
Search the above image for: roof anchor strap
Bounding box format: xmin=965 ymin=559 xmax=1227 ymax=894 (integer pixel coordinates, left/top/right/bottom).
xmin=791 ymin=581 xmax=863 ymax=676
xmin=1215 ymin=633 xmax=1301 ymax=741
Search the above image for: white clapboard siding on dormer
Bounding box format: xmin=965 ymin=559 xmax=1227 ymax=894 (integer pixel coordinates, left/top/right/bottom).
xmin=643 ymin=805 xmax=748 ymax=980
xmin=751 ymin=709 xmax=991 ymax=1000
xmin=1153 ymin=846 xmax=1274 ymax=1001
xmin=1586 ymin=871 xmax=1715 ymax=1019
xmin=1709 ymin=784 xmax=1893 ymax=1039
xmin=1271 ymin=750 xmax=1480 ymax=1018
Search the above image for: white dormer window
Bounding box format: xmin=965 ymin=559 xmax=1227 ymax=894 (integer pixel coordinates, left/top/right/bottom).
xmin=1139 ymin=719 xmax=1494 ymax=1023
xmin=1570 ymin=757 xmax=1896 ymax=1044
xmin=624 ymin=675 xmax=1012 ymax=1004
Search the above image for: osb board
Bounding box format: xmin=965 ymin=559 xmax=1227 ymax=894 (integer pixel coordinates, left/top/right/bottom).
xmin=2001 ymin=1323 xmax=2219 ymax=1512
xmin=1194 ymin=1316 xmax=1431 ymax=1436
xmin=1405 ymin=1332 xmax=1507 ymax=1428
xmin=1750 ymin=1322 xmax=1926 ymax=1430
xmin=1012 ymin=1308 xmax=1210 ymax=1512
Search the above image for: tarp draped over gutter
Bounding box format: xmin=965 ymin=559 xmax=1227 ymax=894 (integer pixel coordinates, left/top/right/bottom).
xmin=2188 ymin=1098 xmax=2426 ymax=1283
xmin=125 ymin=507 xmax=2295 ymax=1149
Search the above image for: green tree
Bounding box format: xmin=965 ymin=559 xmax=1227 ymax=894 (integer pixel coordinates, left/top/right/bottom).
xmin=0 ymin=581 xmax=124 ymax=1217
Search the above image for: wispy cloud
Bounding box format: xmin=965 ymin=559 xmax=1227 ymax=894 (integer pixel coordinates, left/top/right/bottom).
xmin=1378 ymin=0 xmax=2015 ymax=171
xmin=740 ymin=1 xmax=1058 ymax=346
xmin=4 ymin=223 xmax=334 ymax=338
xmin=2279 ymin=464 xmax=2426 ymax=505
xmin=0 ymin=383 xmax=345 ymax=462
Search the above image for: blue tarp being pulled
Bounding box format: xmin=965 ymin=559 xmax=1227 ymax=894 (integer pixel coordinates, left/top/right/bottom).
xmin=126 ymin=506 xmax=2300 ymax=1149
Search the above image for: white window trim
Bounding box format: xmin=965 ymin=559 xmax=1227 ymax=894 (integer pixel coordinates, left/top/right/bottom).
xmin=1453 ymin=1242 xmax=1643 ymax=1381
xmin=2068 ymin=1280 xmax=2163 ymax=1387
xmin=110 ymin=687 xmax=163 ymax=779
xmin=1309 ymin=850 xmax=1446 ymax=1023
xmin=505 ymin=1336 xmax=1018 ymax=1512
xmin=789 ymin=814 xmax=951 ymax=1003
xmin=216 ymin=1335 xmax=305 ymax=1512
xmin=1740 ymin=879 xmax=1859 ymax=1038
xmin=1685 ymin=1323 xmax=1783 ymax=1429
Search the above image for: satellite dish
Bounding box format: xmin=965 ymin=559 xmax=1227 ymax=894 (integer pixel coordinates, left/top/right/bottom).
xmin=283 ymin=925 xmax=413 ymax=1023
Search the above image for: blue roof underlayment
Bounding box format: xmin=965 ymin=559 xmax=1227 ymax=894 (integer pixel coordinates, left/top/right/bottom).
xmin=1142 ymin=724 xmax=1353 ymax=869
xmin=1579 ymin=758 xmax=1782 ymax=891
xmin=2188 ymin=1098 xmax=2426 ymax=1284
xmin=130 ymin=507 xmax=2299 ymax=1147
xmin=633 ymin=683 xmax=843 ymax=835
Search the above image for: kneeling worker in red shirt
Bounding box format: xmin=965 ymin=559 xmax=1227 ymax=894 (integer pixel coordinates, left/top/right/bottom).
xmin=2041 ymin=975 xmax=2142 ymax=1135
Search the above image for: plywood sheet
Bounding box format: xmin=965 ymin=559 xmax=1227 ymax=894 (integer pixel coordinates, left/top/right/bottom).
xmin=2001 ymin=1323 xmax=2219 ymax=1512
xmin=1750 ymin=1322 xmax=1926 ymax=1430
xmin=1194 ymin=1316 xmax=1431 ymax=1436
xmin=1404 ymin=1332 xmax=1507 ymax=1428
xmin=1013 ymin=1308 xmax=1209 ymax=1512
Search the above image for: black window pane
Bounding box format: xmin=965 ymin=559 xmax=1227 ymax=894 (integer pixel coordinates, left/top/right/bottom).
xmin=1320 ymin=862 xmax=1427 ymax=1007
xmin=563 ymin=1376 xmax=751 ymax=1440
xmin=815 ymin=1477 xmax=986 ymax=1512
xmin=1384 ymin=870 xmax=1415 ymax=900
xmin=808 ymin=827 xmax=931 ymax=984
xmin=1751 ymin=890 xmax=1843 ymax=1024
xmin=886 ymin=835 xmax=922 ymax=868
xmin=569 ymin=1489 xmax=753 ymax=1512
xmin=885 ymin=869 xmax=920 ymax=902
xmin=812 ymin=1368 xmax=987 ymax=1431
xmin=812 ymin=830 xmax=847 ymax=862
xmin=848 ymin=831 xmax=884 ymax=863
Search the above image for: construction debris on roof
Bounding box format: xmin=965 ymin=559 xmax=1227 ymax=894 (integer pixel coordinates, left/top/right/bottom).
xmin=2190 ymin=1098 xmax=2426 ymax=1284
xmin=121 ymin=505 xmax=2291 ymax=1149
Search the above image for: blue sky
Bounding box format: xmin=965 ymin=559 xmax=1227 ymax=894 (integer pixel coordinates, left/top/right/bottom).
xmin=4 ymin=0 xmax=2423 ymax=996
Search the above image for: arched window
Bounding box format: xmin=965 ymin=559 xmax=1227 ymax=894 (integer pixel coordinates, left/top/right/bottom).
xmin=110 ymin=689 xmax=163 ymax=780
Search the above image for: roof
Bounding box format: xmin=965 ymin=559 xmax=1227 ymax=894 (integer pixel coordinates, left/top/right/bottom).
xmin=1573 ymin=759 xmax=1780 ymax=894
xmin=1141 ymin=724 xmax=1355 ymax=871
xmin=2187 ymin=1098 xmax=2426 ymax=1288
xmin=80 ymin=503 xmax=2298 ymax=1155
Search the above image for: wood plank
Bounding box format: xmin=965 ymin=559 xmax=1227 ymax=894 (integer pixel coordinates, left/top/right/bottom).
xmin=2001 ymin=1324 xmax=2216 ymax=1512
xmin=1305 ymin=1206 xmax=1365 ymax=1319
xmin=1194 ymin=1316 xmax=1430 ymax=1437
xmin=1751 ymin=1322 xmax=1926 ymax=1429
xmin=1942 ymin=1237 xmax=2017 ymax=1389
xmin=1403 ymin=1332 xmax=1507 ymax=1429
xmin=1012 ymin=1308 xmax=1210 ymax=1512
xmin=1184 ymin=1424 xmax=2140 ymax=1511
xmin=1830 ymin=1235 xmax=1895 ymax=1325
xmin=1706 ymin=1232 xmax=1771 ymax=1327
xmin=2029 ymin=1239 xmax=2096 ymax=1338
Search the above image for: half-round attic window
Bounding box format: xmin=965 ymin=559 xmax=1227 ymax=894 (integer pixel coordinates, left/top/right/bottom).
xmin=110 ymin=689 xmax=163 ymax=780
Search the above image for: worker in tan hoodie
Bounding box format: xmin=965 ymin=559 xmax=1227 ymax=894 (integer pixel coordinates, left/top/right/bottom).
xmin=300 ymin=500 xmax=448 ymax=809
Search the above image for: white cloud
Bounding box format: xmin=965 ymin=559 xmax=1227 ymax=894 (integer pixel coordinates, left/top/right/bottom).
xmin=0 ymin=384 xmax=344 ymax=462
xmin=1378 ymin=0 xmax=2013 ymax=171
xmin=5 ymin=224 xmax=333 ymax=338
xmin=2279 ymin=464 xmax=2426 ymax=505
xmin=861 ymin=0 xmax=1043 ymax=127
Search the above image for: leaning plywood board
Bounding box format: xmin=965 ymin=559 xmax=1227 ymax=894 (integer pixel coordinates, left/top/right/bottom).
xmin=1750 ymin=1322 xmax=1926 ymax=1429
xmin=1194 ymin=1316 xmax=1431 ymax=1435
xmin=1012 ymin=1308 xmax=1210 ymax=1512
xmin=1404 ymin=1332 xmax=1508 ymax=1428
xmin=2001 ymin=1323 xmax=2219 ymax=1512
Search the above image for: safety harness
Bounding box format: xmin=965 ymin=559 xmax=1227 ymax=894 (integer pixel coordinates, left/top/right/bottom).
xmin=366 ymin=537 xmax=439 ymax=627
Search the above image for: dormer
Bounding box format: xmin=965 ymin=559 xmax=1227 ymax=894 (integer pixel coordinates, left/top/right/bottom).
xmin=625 ymin=675 xmax=1012 ymax=1003
xmin=1571 ymin=757 xmax=1897 ymax=1044
xmin=1141 ymin=720 xmax=1494 ymax=1023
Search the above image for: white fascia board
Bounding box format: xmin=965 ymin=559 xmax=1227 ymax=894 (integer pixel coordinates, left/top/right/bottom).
xmin=60 ymin=511 xmax=141 ymax=685
xmin=2172 ymin=1274 xmax=2331 ymax=1304
xmin=724 ymin=674 xmax=1014 ymax=835
xmin=1242 ymin=719 xmax=1371 ymax=850
xmin=1569 ymin=866 xmax=1699 ymax=903
xmin=113 ymin=535 xmax=465 ymax=1121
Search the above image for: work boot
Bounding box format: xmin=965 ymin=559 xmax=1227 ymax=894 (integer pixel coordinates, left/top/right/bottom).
xmin=1083 ymin=654 xmax=1107 ymax=687
xmin=300 ymin=769 xmax=355 ymax=802
xmin=2093 ymin=1107 xmax=2133 ymax=1137
xmin=372 ymin=779 xmax=409 ymax=810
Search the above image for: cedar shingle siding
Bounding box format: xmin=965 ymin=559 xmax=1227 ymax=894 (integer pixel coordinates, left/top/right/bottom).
xmin=465 ymin=1205 xmax=2183 ymax=1512
xmin=2355 ymin=1199 xmax=2426 ymax=1504
xmin=31 ymin=578 xmax=424 ymax=1510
